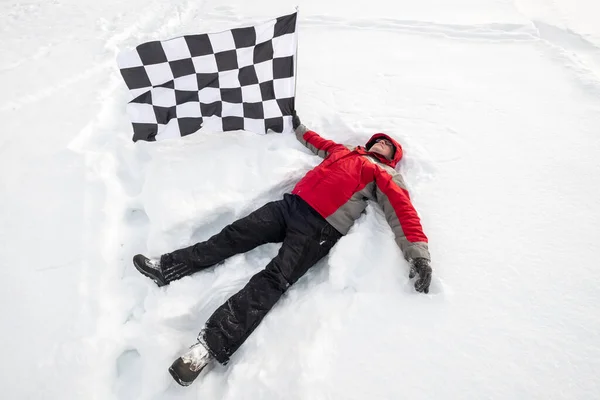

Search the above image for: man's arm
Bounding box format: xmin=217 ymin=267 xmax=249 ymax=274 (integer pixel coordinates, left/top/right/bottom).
xmin=373 ymin=165 xmax=433 ymax=293
xmin=373 ymin=166 xmax=430 ymax=261
xmin=292 ymin=113 xmax=346 ymax=159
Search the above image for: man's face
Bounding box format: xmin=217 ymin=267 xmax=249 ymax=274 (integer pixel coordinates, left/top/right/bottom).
xmin=369 ymin=138 xmax=395 ymax=159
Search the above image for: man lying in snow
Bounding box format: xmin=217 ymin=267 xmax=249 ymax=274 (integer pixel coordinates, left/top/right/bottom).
xmin=132 ymin=111 xmax=433 ymax=387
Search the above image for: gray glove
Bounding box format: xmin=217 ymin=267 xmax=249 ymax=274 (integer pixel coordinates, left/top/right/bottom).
xmin=292 ymin=111 xmax=301 ymax=129
xmin=409 ymin=258 xmax=432 ymax=294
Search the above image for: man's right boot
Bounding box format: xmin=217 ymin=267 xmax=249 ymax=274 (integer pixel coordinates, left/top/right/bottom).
xmin=169 ymin=341 xmax=214 ymax=386
xmin=132 ymin=254 xmax=167 ymax=287
xmin=133 ymin=253 xmax=196 ymax=286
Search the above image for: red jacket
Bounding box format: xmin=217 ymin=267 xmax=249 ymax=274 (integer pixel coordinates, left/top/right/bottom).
xmin=292 ymin=125 xmax=430 ymax=261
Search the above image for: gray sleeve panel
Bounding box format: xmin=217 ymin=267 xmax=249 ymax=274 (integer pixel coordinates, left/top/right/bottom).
xmin=325 ymin=191 xmax=370 ymax=235
xmin=294 ymin=124 xmax=329 ymax=159
xmin=374 ymin=176 xmax=431 ymax=262
xmin=358 ymin=181 xmax=377 ymax=201
xmin=402 ymin=242 xmax=431 ymax=261
xmin=390 ymin=170 xmax=408 ymax=190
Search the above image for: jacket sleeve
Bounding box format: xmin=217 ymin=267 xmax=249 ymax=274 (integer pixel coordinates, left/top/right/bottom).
xmin=373 ymin=166 xmax=431 ymax=262
xmin=294 ymin=124 xmax=346 ymax=158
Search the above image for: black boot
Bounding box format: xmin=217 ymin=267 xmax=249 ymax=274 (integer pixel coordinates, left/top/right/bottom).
xmin=169 ymin=341 xmax=213 ymax=386
xmin=132 ymin=254 xmax=167 ymax=287
xmin=133 ymin=254 xmax=196 ymax=286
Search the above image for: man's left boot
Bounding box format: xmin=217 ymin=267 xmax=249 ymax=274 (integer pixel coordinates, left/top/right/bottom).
xmin=169 ymin=340 xmax=214 ymax=386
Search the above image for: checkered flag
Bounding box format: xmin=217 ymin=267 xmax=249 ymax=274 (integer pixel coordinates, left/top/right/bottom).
xmin=117 ymin=12 xmax=297 ymax=142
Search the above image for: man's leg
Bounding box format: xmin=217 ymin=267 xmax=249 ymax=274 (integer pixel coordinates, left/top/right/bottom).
xmin=200 ymin=200 xmax=342 ymax=364
xmin=156 ymin=197 xmax=291 ymax=283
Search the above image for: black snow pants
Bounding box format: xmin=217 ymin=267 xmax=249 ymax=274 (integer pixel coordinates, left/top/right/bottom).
xmin=162 ymin=193 xmax=342 ymax=364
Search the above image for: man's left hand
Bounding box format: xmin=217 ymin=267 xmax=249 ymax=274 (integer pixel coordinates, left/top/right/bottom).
xmin=409 ymin=258 xmax=432 ymax=294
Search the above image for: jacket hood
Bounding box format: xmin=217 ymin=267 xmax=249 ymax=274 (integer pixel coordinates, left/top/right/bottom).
xmin=362 ymin=133 xmax=403 ymax=168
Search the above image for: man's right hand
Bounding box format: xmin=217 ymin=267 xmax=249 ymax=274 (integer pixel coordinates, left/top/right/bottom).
xmin=292 ymin=111 xmax=301 ymax=130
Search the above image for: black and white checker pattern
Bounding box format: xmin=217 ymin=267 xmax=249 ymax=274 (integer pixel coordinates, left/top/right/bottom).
xmin=117 ymin=12 xmax=297 ymax=142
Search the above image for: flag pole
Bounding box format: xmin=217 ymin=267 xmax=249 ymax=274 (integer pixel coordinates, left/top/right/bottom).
xmin=293 ymin=5 xmax=299 ymax=115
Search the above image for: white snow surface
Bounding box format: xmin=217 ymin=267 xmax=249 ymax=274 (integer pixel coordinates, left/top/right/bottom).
xmin=2 ymin=0 xmax=600 ymax=399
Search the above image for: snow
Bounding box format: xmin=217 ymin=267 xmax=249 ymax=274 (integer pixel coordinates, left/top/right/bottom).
xmin=1 ymin=0 xmax=600 ymax=399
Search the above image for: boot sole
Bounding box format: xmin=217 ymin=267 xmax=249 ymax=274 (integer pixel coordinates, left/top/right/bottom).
xmin=169 ymin=366 xmax=193 ymax=387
